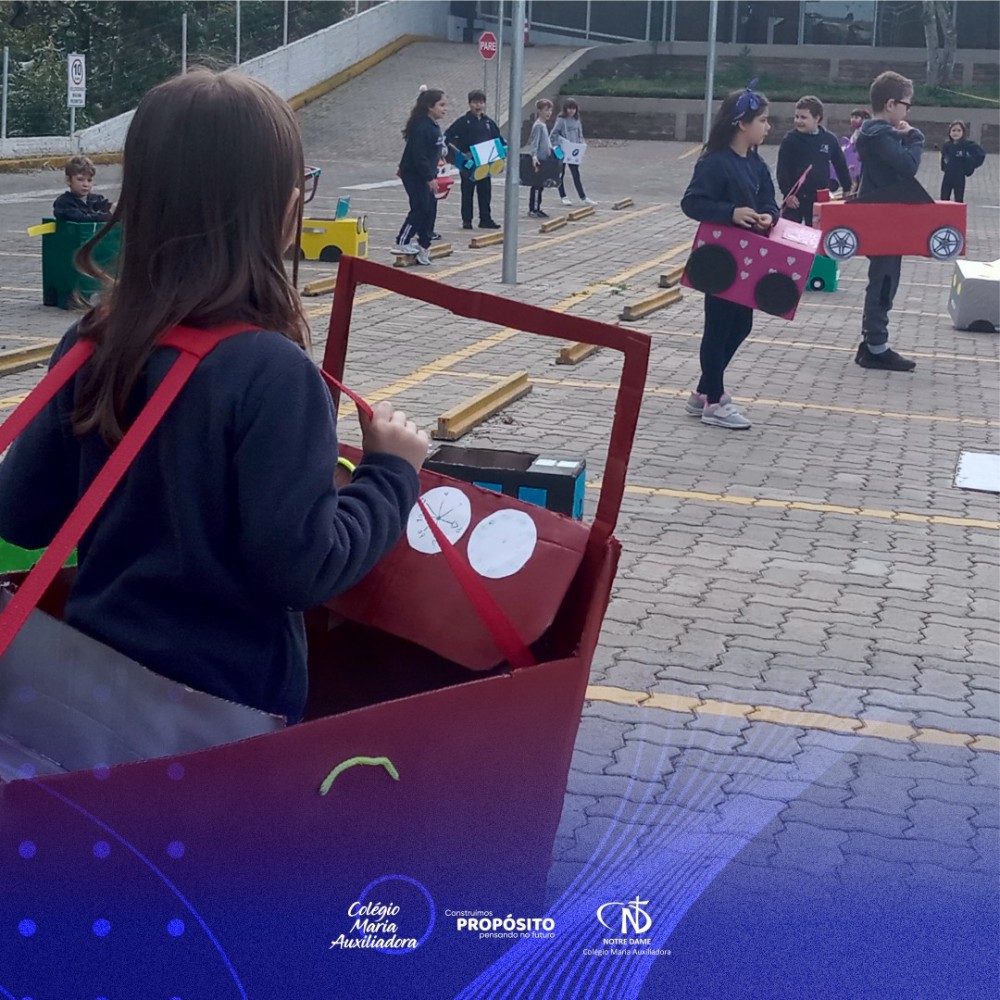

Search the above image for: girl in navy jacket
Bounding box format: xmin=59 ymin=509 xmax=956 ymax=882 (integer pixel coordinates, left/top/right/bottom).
xmin=394 ymin=88 xmax=449 ymax=264
xmin=680 ymin=82 xmax=778 ymax=430
xmin=0 ymin=70 xmax=428 ymax=722
xmin=940 ymin=121 xmax=985 ymax=203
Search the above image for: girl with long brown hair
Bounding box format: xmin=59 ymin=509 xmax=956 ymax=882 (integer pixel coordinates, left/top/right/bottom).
xmin=0 ymin=70 xmax=428 ymax=721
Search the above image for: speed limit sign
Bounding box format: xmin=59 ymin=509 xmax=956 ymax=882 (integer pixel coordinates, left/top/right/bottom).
xmin=67 ymin=53 xmax=86 ymax=108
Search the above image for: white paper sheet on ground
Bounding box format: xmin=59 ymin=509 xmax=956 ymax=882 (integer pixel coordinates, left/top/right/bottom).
xmin=954 ymin=451 xmax=1000 ymax=493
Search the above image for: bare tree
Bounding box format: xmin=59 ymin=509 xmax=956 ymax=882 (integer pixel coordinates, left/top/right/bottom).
xmin=922 ymin=0 xmax=957 ymax=88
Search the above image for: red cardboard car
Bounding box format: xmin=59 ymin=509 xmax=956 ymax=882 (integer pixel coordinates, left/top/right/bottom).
xmin=815 ymin=198 xmax=966 ymax=262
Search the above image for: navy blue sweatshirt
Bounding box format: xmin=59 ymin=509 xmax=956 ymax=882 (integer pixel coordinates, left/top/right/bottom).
xmin=940 ymin=137 xmax=985 ymax=179
xmin=53 ymin=191 xmax=113 ymax=222
xmin=776 ymin=126 xmax=852 ymax=201
xmin=855 ymin=118 xmax=924 ymax=198
xmin=398 ymin=115 xmax=445 ymax=182
xmin=444 ymin=111 xmax=503 ymax=155
xmin=0 ymin=326 xmax=420 ymax=722
xmin=681 ymin=147 xmax=779 ymax=225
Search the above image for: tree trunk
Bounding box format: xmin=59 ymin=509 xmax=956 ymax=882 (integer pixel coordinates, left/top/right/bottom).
xmin=921 ymin=0 xmax=940 ymax=88
xmin=934 ymin=0 xmax=957 ymax=88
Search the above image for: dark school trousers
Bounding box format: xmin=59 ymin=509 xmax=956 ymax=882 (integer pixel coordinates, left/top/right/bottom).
xmin=460 ymin=172 xmax=494 ymax=225
xmin=558 ymin=164 xmax=586 ymax=200
xmin=697 ymin=294 xmax=754 ymax=403
xmin=396 ymin=174 xmax=437 ymax=249
xmin=941 ymin=173 xmax=966 ymax=202
xmin=861 ymin=255 xmax=902 ymax=347
xmin=529 ymin=186 xmax=544 ymax=212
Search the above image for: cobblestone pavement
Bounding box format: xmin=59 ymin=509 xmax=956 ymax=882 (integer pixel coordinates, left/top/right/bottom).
xmin=0 ymin=48 xmax=997 ymax=991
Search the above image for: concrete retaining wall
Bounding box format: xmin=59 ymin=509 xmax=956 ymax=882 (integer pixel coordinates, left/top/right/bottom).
xmin=561 ymin=94 xmax=999 ymax=151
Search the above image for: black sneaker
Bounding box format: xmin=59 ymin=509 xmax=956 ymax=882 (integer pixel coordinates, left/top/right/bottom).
xmin=535 ymin=209 xmax=550 ymax=219
xmin=431 ymin=232 xmax=442 ymax=241
xmin=855 ymin=342 xmax=916 ymax=372
xmin=462 ymin=221 xmax=473 ymax=230
xmin=478 ymin=219 xmax=501 ymax=229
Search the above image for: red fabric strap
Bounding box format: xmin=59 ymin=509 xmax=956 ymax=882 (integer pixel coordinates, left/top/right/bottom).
xmin=320 ymin=367 xmax=536 ymax=670
xmin=0 ymin=323 xmax=257 ymax=660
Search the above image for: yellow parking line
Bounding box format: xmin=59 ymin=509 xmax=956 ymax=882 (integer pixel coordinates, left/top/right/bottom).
xmin=305 ymin=203 xmax=670 ymax=319
xmin=590 ymin=482 xmax=999 ymax=530
xmin=335 ymin=239 xmax=692 ymax=418
xmin=586 ymin=685 xmax=999 ymax=752
xmin=678 ymin=144 xmax=702 ymax=159
xmin=435 ymin=371 xmax=998 ymax=427
xmin=0 ymin=393 xmax=29 ymax=410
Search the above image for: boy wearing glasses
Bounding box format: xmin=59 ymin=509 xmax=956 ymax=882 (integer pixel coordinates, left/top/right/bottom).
xmin=853 ymin=71 xmax=923 ymax=372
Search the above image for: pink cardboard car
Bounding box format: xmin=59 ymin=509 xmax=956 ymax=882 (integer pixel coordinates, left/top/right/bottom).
xmin=682 ymin=218 xmax=822 ymax=320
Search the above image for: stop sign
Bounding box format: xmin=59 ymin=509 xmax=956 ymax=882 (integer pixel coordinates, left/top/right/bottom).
xmin=479 ymin=31 xmax=498 ymax=60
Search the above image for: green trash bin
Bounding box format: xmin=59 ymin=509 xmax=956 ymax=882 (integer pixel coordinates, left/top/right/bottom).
xmin=40 ymin=218 xmax=121 ymax=310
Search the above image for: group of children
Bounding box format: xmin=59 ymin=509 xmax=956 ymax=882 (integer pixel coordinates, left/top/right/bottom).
xmin=392 ymin=88 xmax=597 ymax=256
xmin=681 ymin=70 xmax=986 ymax=430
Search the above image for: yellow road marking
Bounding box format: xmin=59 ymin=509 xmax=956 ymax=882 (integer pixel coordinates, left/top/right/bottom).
xmin=0 ymin=393 xmax=29 ymax=410
xmin=434 ymin=371 xmax=998 ymax=427
xmin=334 ymin=239 xmax=692 ymax=420
xmin=589 ymin=482 xmax=999 ymax=530
xmin=586 ymin=685 xmax=999 ymax=752
xmin=679 ymin=144 xmax=701 ymax=159
xmin=305 ymin=203 xmax=670 ymax=319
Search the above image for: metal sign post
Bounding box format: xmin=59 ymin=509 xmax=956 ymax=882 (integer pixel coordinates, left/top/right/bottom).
xmin=501 ymin=0 xmax=526 ymax=285
xmin=67 ymin=52 xmax=86 ymax=140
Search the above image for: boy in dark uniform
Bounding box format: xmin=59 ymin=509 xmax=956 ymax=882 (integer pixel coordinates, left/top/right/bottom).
xmin=444 ymin=90 xmax=504 ymax=230
xmin=53 ymin=155 xmax=114 ymax=222
xmin=776 ymin=95 xmax=852 ymax=225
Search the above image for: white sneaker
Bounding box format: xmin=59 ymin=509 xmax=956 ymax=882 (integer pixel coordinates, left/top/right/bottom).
xmin=414 ymin=248 xmax=432 ymax=266
xmin=701 ymin=401 xmax=751 ymax=429
xmin=560 ymin=196 xmax=572 ymax=205
xmin=393 ymin=243 xmax=419 ymax=255
xmin=583 ymin=197 xmax=598 ymax=206
xmin=684 ymin=391 xmax=730 ymax=416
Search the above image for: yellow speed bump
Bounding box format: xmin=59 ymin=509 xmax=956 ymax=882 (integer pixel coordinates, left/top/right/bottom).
xmin=393 ymin=243 xmax=454 ymax=268
xmin=302 ymin=276 xmax=337 ymax=297
xmin=539 ymin=216 xmax=568 ymax=234
xmin=0 ymin=342 xmax=57 ymax=376
xmin=469 ymin=231 xmax=504 ymax=248
xmin=659 ymin=264 xmax=686 ymax=288
xmin=567 ymin=206 xmax=595 ymax=222
xmin=619 ymin=286 xmax=682 ymax=322
xmin=611 ymin=198 xmax=634 ymax=210
xmin=433 ymin=372 xmax=532 ymax=441
xmin=556 ymin=342 xmax=602 ymax=365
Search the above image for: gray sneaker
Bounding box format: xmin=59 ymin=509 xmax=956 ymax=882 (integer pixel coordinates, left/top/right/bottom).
xmin=684 ymin=391 xmax=730 ymax=416
xmin=414 ymin=248 xmax=432 ymax=266
xmin=701 ymin=401 xmax=751 ymax=429
xmin=393 ymin=242 xmax=419 ymax=255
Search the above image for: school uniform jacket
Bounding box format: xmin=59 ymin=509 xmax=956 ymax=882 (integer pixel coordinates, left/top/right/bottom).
xmin=855 ymin=118 xmax=924 ymax=199
xmin=0 ymin=326 xmax=420 ymax=722
xmin=680 ymin=147 xmax=780 ymax=225
xmin=399 ymin=115 xmax=445 ymax=182
xmin=444 ymin=112 xmax=503 ymax=156
xmin=776 ymin=126 xmax=852 ymax=201
xmin=940 ymin=138 xmax=986 ymax=179
xmin=52 ymin=191 xmax=113 ymax=222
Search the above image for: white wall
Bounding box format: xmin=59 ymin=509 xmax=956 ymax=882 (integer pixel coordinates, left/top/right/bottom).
xmin=0 ymin=0 xmax=450 ymax=160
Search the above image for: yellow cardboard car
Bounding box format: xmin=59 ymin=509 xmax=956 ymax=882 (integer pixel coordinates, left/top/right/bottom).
xmin=298 ymin=216 xmax=368 ymax=262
